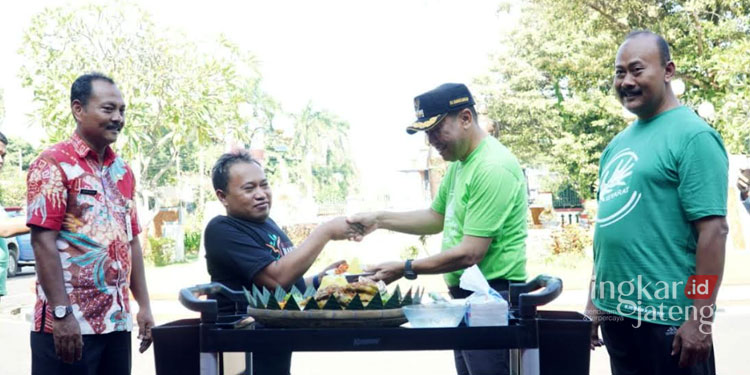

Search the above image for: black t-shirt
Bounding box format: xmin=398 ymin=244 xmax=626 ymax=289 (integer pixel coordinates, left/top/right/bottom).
xmin=204 ymin=215 xmax=306 ymax=313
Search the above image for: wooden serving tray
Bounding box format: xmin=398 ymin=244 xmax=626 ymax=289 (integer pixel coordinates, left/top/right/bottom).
xmin=247 ymin=307 xmax=407 ymax=328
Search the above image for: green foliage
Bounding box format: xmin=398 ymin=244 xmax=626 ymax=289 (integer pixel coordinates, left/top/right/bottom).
xmin=266 ymin=106 xmax=356 ymax=204
xmin=400 ymin=235 xmax=432 ymax=260
xmin=479 ymin=0 xmax=750 ymax=198
xmin=538 ymin=207 xmax=554 ymax=224
xmin=18 ymin=3 xmax=359 ymax=212
xmin=0 ymin=137 xmax=40 ymax=207
xmin=0 ymin=168 xmax=27 ymax=208
xmin=549 ymin=224 xmax=591 ymax=256
xmin=147 ymin=236 xmax=175 ymax=267
xmin=183 ymin=230 xmax=201 ymax=260
xmin=539 ymin=173 xmax=563 ymax=194
xmin=281 ymin=223 xmax=316 ymax=246
xmin=17 ymin=3 xmax=275 ymax=206
xmin=4 ymin=137 xmax=37 ymax=171
xmin=180 ymin=211 xmax=204 ymax=261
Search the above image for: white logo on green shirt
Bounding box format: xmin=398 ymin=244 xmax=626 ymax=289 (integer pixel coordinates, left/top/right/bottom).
xmin=442 ymin=190 xmax=458 ymax=249
xmin=598 ymin=148 xmax=642 ymax=227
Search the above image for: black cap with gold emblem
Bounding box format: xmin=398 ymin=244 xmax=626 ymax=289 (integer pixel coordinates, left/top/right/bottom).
xmin=406 ymin=83 xmax=475 ymax=134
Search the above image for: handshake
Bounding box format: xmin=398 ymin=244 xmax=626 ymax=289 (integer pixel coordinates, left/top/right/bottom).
xmin=320 ymin=212 xmax=379 ymax=242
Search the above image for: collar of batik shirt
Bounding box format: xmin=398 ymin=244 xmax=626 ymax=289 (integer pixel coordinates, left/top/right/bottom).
xmin=70 ymin=132 xmax=118 ymax=166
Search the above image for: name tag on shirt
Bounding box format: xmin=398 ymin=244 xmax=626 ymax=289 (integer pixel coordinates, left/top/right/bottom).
xmin=80 ymin=189 xmax=98 ymax=196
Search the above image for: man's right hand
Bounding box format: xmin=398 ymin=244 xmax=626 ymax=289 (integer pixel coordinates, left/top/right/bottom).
xmin=585 ymin=300 xmax=604 ymax=350
xmin=346 ymin=212 xmax=379 ymax=241
xmin=53 ymin=314 xmax=83 ymax=364
xmin=322 ymin=217 xmax=360 ymax=241
xmin=738 ymin=168 xmax=749 ymax=201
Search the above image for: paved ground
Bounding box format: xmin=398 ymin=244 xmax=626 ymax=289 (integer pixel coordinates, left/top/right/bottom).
xmin=2 ymin=262 xmax=749 ymax=374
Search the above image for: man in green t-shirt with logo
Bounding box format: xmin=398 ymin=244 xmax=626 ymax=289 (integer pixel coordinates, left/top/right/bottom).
xmin=348 ymin=83 xmax=527 ymax=375
xmin=586 ymin=31 xmax=727 ymax=375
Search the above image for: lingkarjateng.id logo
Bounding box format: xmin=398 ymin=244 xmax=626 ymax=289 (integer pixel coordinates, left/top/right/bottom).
xmin=685 ymin=275 xmax=719 ymax=300
xmin=592 ymin=275 xmax=718 ymax=334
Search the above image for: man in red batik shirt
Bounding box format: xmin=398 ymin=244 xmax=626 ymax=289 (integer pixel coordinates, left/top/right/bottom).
xmin=26 ymin=72 xmax=153 ymax=374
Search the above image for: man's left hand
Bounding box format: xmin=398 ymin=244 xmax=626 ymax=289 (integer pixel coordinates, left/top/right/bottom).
xmin=137 ymin=306 xmax=155 ymax=353
xmin=671 ymin=319 xmax=712 ymax=368
xmin=365 ymin=261 xmax=404 ymax=284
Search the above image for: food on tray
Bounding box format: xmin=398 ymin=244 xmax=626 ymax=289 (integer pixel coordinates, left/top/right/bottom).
xmin=334 ymin=262 xmax=349 ymax=274
xmin=327 ymin=258 xmax=364 ymax=276
xmin=244 ymin=282 xmax=425 ymax=314
xmin=314 ymin=277 xmax=381 ymax=307
xmin=319 ymin=274 xmax=347 ymax=289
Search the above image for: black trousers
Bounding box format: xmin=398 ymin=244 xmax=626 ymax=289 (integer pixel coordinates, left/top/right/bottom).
xmin=447 ymin=278 xmax=521 ymax=375
xmin=601 ymin=314 xmax=716 ymax=375
xmin=31 ymin=331 xmax=131 ymax=375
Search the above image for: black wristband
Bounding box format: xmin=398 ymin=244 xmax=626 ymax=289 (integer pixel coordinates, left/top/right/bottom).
xmin=404 ymin=259 xmax=417 ymax=280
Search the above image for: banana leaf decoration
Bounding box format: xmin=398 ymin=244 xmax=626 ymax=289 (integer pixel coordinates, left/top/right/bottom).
xmin=243 ymin=283 xmax=422 ymax=311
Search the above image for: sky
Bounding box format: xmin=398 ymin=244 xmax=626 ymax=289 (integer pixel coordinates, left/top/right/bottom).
xmin=0 ymin=0 xmax=516 ymax=198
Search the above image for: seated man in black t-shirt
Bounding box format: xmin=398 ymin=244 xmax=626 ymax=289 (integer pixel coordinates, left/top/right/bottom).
xmin=204 ymin=150 xmax=353 ymax=375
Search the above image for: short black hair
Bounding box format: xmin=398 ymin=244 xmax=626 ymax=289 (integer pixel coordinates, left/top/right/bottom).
xmin=625 ymin=30 xmax=671 ymax=67
xmin=70 ymin=72 xmax=115 ymax=107
xmin=0 ymin=131 xmax=7 ymax=146
xmin=211 ymin=150 xmax=262 ymax=191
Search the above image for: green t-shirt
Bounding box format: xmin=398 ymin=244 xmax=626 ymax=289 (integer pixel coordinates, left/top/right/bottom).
xmin=432 ymin=136 xmax=528 ymax=287
xmin=593 ymin=106 xmax=728 ymax=326
xmin=0 ymin=237 xmax=7 ymax=295
xmin=0 ymin=204 xmax=8 ymax=296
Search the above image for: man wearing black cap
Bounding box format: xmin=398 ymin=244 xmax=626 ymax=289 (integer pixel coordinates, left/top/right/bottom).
xmin=348 ymin=83 xmax=527 ymax=375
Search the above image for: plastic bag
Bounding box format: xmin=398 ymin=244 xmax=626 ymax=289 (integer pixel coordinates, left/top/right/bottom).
xmin=459 ymin=265 xmax=509 ymax=326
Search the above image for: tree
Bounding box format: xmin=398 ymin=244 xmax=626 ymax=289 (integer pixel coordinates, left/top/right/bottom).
xmin=0 ymin=90 xmax=29 ymax=207
xmin=0 ymin=137 xmax=40 ymax=207
xmin=19 ymin=3 xmax=359 ymax=223
xmin=18 ymin=4 xmax=273 ymax=215
xmin=479 ymin=0 xmax=750 ymax=198
xmin=265 ymin=105 xmax=356 ymax=205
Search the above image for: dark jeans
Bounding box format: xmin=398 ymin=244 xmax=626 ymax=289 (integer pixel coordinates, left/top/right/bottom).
xmin=447 ymin=278 xmax=521 ymax=375
xmin=31 ymin=331 xmax=131 ymax=375
xmin=601 ymin=314 xmax=716 ymax=375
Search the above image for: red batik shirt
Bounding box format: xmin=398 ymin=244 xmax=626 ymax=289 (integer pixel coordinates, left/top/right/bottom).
xmin=26 ymin=132 xmax=140 ymax=334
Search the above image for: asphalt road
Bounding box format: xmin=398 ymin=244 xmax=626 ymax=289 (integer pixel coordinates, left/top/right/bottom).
xmin=2 ymin=269 xmax=748 ymax=375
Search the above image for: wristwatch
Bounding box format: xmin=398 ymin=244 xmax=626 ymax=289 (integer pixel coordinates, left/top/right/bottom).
xmin=404 ymin=259 xmax=417 ymax=280
xmin=53 ymin=305 xmax=73 ymax=320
